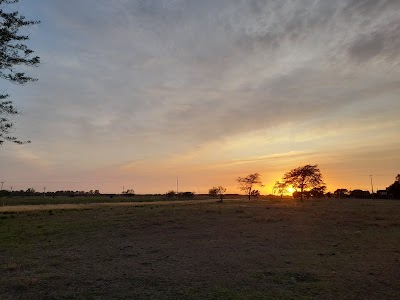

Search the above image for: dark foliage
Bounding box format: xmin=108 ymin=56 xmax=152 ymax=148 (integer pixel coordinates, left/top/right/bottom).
xmin=237 ymin=173 xmax=264 ymax=200
xmin=334 ymin=188 xmax=349 ymax=198
xmin=166 ymin=190 xmax=176 ymax=199
xmin=179 ymin=191 xmax=195 ymax=199
xmin=1 ymin=0 xmax=40 ymax=144
xmin=387 ymin=174 xmax=400 ymax=199
xmin=349 ymin=189 xmax=371 ymax=199
xmin=283 ymin=165 xmax=325 ymax=201
xmin=208 ymin=186 xmax=226 ymax=200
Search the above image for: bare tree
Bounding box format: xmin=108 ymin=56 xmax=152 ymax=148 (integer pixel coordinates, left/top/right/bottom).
xmin=283 ymin=165 xmax=325 ymax=201
xmin=236 ymin=173 xmax=264 ymax=201
xmin=273 ymin=181 xmax=289 ymax=198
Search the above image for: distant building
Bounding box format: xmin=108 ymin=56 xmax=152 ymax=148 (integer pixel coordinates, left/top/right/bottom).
xmin=377 ymin=190 xmax=388 ymax=196
xmin=349 ymin=189 xmax=371 ymax=198
xmin=376 ymin=190 xmax=388 ymax=198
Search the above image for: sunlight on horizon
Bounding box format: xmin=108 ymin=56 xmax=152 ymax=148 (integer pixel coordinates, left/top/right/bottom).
xmin=287 ymin=186 xmax=295 ymax=195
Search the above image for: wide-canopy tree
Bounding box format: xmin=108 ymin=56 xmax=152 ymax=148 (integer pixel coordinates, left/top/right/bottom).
xmin=283 ymin=164 xmax=325 ymax=201
xmin=0 ymin=0 xmax=40 ymax=145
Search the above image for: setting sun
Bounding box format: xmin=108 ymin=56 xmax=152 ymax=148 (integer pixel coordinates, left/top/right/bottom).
xmin=287 ymin=186 xmax=295 ymax=194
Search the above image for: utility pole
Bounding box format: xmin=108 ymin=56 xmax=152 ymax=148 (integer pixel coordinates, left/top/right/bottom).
xmin=43 ymin=187 xmax=46 ymax=198
xmin=176 ymin=177 xmax=179 ymax=198
xmin=122 ymin=186 xmax=125 ymax=194
xmin=0 ymin=181 xmax=3 ymax=191
xmin=369 ymin=175 xmax=374 ymax=194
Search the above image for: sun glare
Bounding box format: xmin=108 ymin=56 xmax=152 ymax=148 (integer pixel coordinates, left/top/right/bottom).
xmin=287 ymin=186 xmax=295 ymax=194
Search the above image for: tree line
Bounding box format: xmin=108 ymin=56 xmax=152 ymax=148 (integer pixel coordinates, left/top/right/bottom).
xmin=331 ymin=174 xmax=400 ymax=199
xmin=0 ymin=189 xmax=102 ymax=197
xmin=1 ymin=167 xmax=399 ymax=200
xmin=208 ymin=166 xmax=400 ymax=201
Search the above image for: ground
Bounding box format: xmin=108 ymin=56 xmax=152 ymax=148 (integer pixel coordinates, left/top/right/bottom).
xmin=0 ymin=198 xmax=399 ymax=299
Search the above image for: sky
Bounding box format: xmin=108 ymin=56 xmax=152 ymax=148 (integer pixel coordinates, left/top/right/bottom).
xmin=1 ymin=0 xmax=399 ymax=194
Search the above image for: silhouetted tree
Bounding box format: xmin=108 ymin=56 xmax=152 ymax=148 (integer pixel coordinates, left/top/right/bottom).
xmin=209 ymin=186 xmax=226 ymax=201
xmin=122 ymin=189 xmax=135 ymax=197
xmin=1 ymin=0 xmax=40 ymax=145
xmin=0 ymin=96 xmax=22 ymax=144
xmin=387 ymin=174 xmax=400 ymax=199
xmin=283 ymin=165 xmax=325 ymax=201
xmin=273 ymin=181 xmax=289 ymax=198
xmin=166 ymin=190 xmax=176 ymax=199
xmin=237 ymin=173 xmax=264 ymax=201
xmin=251 ymin=189 xmax=260 ymax=199
xmin=25 ymin=187 xmax=35 ymax=196
xmin=309 ymin=186 xmax=326 ymax=198
xmin=334 ymin=189 xmax=348 ymax=198
xmin=293 ymin=191 xmax=302 ymax=199
xmin=350 ymin=189 xmax=371 ymax=199
xmin=176 ymin=191 xmax=195 ymax=199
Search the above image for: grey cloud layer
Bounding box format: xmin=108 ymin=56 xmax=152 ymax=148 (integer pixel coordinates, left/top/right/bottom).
xmin=18 ymin=0 xmax=400 ymax=156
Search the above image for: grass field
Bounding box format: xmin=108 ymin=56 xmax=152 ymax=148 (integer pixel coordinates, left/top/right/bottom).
xmin=0 ymin=195 xmax=197 ymax=207
xmin=1 ymin=198 xmax=399 ymax=299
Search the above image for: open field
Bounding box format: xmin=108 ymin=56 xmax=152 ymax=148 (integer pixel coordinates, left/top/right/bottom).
xmin=0 ymin=195 xmax=211 ymax=207
xmin=0 ymin=199 xmax=221 ymax=213
xmin=1 ymin=198 xmax=399 ymax=299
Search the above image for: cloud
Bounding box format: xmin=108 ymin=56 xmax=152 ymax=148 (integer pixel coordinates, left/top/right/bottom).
xmin=2 ymin=0 xmax=399 ymax=193
xmin=25 ymin=2 xmax=400 ymax=123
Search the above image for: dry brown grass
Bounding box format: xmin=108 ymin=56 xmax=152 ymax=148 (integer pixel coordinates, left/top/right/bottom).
xmin=0 ymin=198 xmax=399 ymax=299
xmin=0 ymin=198 xmax=220 ymax=213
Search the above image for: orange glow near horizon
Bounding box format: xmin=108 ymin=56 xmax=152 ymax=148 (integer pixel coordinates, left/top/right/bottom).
xmin=287 ymin=186 xmax=295 ymax=195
